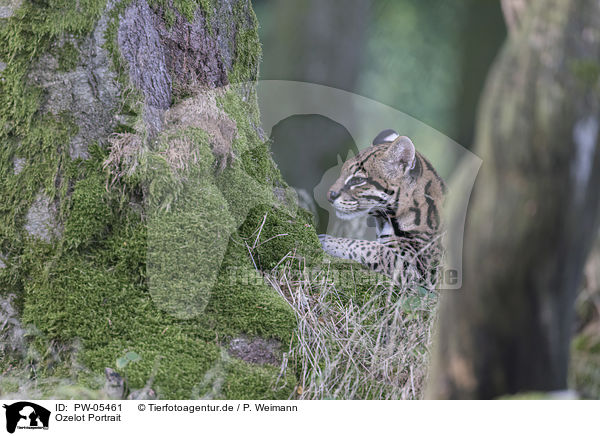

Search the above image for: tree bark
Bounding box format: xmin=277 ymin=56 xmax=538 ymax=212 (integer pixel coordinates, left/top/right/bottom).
xmin=427 ymin=0 xmax=600 ymax=399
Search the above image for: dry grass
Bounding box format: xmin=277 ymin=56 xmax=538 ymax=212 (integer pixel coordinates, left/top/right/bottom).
xmin=164 ymin=86 xmax=236 ymax=171
xmin=103 ymin=132 xmax=144 ymax=187
xmin=156 ymin=136 xmax=201 ymax=172
xmin=103 ymin=85 xmax=238 ymax=188
xmin=103 ymin=130 xmax=201 ymax=194
xmin=266 ymin=257 xmax=438 ymax=400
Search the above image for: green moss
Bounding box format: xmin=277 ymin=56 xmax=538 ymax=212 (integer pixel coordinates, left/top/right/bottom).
xmin=0 ymin=0 xmax=105 ymax=131
xmin=215 ymin=89 xmax=289 ymax=217
xmin=228 ymin=0 xmax=260 ymax=84
xmin=208 ymin=264 xmax=296 ymax=342
xmin=215 ymin=163 xmax=272 ymax=222
xmin=570 ymin=332 xmax=600 ymax=399
xmin=570 ymin=59 xmax=600 ymax=87
xmin=0 ymin=0 xmax=105 ymax=259
xmin=85 ymin=335 xmax=221 ymax=399
xmin=147 ymin=181 xmax=236 ymax=319
xmin=144 ymin=128 xmax=215 ymax=211
xmin=222 ymin=359 xmax=294 ymax=400
xmin=240 ymin=141 xmax=280 ymax=184
xmin=23 ymin=255 xmax=147 ymax=343
xmin=172 ymin=0 xmax=203 ymax=22
xmin=193 ymin=349 xmax=296 ymax=400
xmin=217 ymin=90 xmax=261 ymax=154
xmin=101 ymin=219 xmax=147 ymax=279
xmin=239 ymin=205 xmax=321 ymax=270
xmin=573 ymin=332 xmax=600 ymax=354
xmin=0 ymin=113 xmax=77 ymax=301
xmin=20 ymin=234 xmax=295 ymax=397
xmin=63 ymin=173 xmax=113 ymax=248
xmin=55 ymin=41 xmax=80 ymax=72
xmin=148 ymin=0 xmax=212 ymax=29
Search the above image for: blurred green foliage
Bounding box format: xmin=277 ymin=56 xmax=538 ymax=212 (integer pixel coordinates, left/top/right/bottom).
xmin=256 ymin=0 xmax=505 ymax=146
xmin=359 ymin=1 xmax=467 ymax=139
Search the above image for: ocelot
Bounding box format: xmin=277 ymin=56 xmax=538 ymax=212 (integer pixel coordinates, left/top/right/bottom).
xmin=318 ymin=130 xmax=446 ymax=287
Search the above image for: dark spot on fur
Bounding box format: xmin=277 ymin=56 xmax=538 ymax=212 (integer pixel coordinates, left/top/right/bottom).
xmin=366 ymin=178 xmax=394 ymax=196
xmin=424 ymin=180 xmax=440 ymax=230
xmin=363 ymin=195 xmax=385 ymax=202
xmin=408 ymin=206 xmax=421 ymax=226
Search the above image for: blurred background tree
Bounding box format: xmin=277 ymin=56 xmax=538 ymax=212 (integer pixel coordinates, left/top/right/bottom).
xmin=426 ymin=0 xmax=600 ymax=399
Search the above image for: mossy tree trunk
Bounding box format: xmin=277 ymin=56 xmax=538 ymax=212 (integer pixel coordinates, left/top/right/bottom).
xmin=0 ymin=0 xmax=319 ymax=399
xmin=427 ymin=0 xmax=600 ymax=399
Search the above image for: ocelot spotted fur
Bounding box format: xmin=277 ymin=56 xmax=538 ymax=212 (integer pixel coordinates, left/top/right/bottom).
xmin=318 ymin=130 xmax=446 ymax=287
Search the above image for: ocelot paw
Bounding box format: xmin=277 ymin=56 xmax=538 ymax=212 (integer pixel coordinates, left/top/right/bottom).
xmin=318 ymin=234 xmax=332 ymax=253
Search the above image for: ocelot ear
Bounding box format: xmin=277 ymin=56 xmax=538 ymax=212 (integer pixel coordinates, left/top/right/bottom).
xmin=384 ymin=136 xmax=415 ymax=176
xmin=372 ymin=129 xmax=399 ymax=145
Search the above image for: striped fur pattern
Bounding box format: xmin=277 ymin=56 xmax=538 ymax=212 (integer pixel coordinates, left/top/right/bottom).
xmin=319 ymin=130 xmax=446 ymax=287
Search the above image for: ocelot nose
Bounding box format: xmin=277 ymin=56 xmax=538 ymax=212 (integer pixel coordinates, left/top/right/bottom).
xmin=328 ymin=190 xmax=340 ymax=203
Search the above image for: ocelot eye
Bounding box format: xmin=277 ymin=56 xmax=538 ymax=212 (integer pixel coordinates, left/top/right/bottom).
xmin=349 ymin=177 xmax=367 ymax=186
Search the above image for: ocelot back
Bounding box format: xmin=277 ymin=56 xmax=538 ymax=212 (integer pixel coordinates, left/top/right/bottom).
xmin=319 ymin=130 xmax=446 ymax=287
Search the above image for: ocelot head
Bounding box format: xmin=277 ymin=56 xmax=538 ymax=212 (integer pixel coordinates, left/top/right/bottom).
xmin=326 ymin=129 xmax=445 ymax=234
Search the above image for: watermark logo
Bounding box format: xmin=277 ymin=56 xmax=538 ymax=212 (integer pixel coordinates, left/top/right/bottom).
xmin=141 ymin=81 xmax=481 ymax=318
xmin=2 ymin=402 xmax=50 ymax=434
